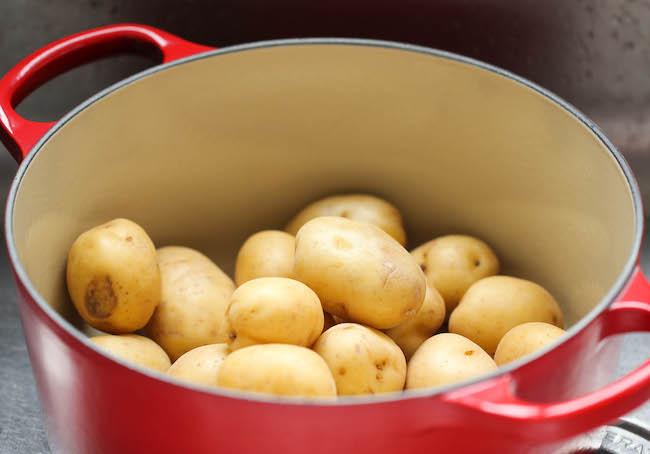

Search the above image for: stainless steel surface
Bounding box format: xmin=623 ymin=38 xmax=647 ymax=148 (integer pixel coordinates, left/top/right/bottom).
xmin=1 ymin=1 xmax=649 ymax=452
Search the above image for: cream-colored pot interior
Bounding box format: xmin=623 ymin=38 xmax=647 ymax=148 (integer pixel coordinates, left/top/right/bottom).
xmin=11 ymin=41 xmax=638 ymax=331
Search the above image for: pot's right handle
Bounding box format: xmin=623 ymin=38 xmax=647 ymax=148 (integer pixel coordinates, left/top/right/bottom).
xmin=0 ymin=24 xmax=213 ymax=163
xmin=444 ymin=266 xmax=650 ymax=442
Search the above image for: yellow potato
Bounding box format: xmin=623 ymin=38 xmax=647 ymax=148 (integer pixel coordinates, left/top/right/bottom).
xmin=449 ymin=276 xmax=564 ymax=356
xmin=145 ymin=246 xmax=235 ymax=361
xmin=217 ymin=344 xmax=336 ymax=398
xmin=294 ymin=217 xmax=425 ymax=329
xmin=66 ymin=218 xmax=161 ymax=334
xmin=312 ymin=323 xmax=406 ymax=395
xmin=406 ymin=333 xmax=496 ymax=389
xmin=234 ymin=230 xmax=295 ymax=286
xmin=411 ymin=235 xmax=499 ymax=314
xmin=285 ymin=194 xmax=407 ymax=246
xmin=494 ymin=322 xmax=566 ymax=366
xmin=220 ymin=277 xmax=323 ymax=351
xmin=167 ymin=343 xmax=229 ymax=386
xmin=90 ymin=334 xmax=171 ymax=372
xmin=384 ymin=283 xmax=446 ymax=360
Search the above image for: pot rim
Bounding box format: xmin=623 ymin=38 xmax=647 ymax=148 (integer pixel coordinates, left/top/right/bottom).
xmin=4 ymin=37 xmax=644 ymax=406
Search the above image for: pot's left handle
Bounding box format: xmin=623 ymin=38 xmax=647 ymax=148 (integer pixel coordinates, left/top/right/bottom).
xmin=0 ymin=24 xmax=214 ymax=162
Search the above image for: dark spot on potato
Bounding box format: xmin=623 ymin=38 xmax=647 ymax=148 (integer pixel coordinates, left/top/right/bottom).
xmin=376 ymin=372 xmax=383 ymax=381
xmin=126 ymin=236 xmax=133 ymax=242
xmin=464 ymin=350 xmax=475 ymax=356
xmin=338 ymin=368 xmax=347 ymax=375
xmin=420 ymin=263 xmax=427 ymax=272
xmin=340 ymin=210 xmax=350 ymax=218
xmin=474 ymin=259 xmax=480 ymax=267
xmin=228 ymin=332 xmax=237 ymax=340
xmin=552 ymin=314 xmax=558 ymax=325
xmin=85 ymin=276 xmax=117 ymax=319
xmin=376 ymin=364 xmax=383 ymax=371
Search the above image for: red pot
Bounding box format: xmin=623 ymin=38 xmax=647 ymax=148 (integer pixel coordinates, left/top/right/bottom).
xmin=2 ymin=24 xmax=650 ymax=454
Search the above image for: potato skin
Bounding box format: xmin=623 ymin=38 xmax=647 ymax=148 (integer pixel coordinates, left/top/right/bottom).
xmin=167 ymin=343 xmax=229 ymax=386
xmin=66 ymin=218 xmax=161 ymax=334
xmin=285 ymin=194 xmax=407 ymax=246
xmin=411 ymin=235 xmax=499 ymax=314
xmin=220 ymin=277 xmax=324 ymax=351
xmin=449 ymin=276 xmax=564 ymax=356
xmin=217 ymin=344 xmax=336 ymax=398
xmin=234 ymin=230 xmax=295 ymax=286
xmin=294 ymin=217 xmax=425 ymax=329
xmin=406 ymin=333 xmax=496 ymax=389
xmin=145 ymin=246 xmax=235 ymax=361
xmin=90 ymin=334 xmax=171 ymax=372
xmin=494 ymin=322 xmax=566 ymax=366
xmin=312 ymin=323 xmax=406 ymax=395
xmin=384 ymin=283 xmax=446 ymax=360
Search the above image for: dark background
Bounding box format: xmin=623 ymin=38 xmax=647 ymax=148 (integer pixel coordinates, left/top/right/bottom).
xmin=1 ymin=1 xmax=650 ymax=452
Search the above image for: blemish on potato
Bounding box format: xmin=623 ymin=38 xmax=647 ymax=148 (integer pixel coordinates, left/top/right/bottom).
xmin=403 ymin=308 xmax=416 ymax=319
xmin=474 ymin=259 xmax=480 ymax=267
xmin=85 ymin=276 xmax=117 ymax=319
xmin=464 ymin=350 xmax=475 ymax=356
xmin=333 ymin=235 xmax=353 ymax=251
xmin=339 ymin=367 xmax=347 ymax=375
xmin=381 ymin=261 xmax=397 ymax=289
xmin=126 ymin=236 xmax=133 ymax=242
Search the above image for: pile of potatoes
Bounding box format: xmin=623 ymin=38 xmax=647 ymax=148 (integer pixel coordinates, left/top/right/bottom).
xmin=66 ymin=194 xmax=566 ymax=399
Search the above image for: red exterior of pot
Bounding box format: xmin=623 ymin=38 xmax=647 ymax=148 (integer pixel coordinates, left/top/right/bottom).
xmin=3 ymin=24 xmax=650 ymax=454
xmin=13 ymin=265 xmax=649 ymax=454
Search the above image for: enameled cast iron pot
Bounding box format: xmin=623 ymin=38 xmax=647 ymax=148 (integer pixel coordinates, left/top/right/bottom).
xmin=2 ymin=24 xmax=650 ymax=454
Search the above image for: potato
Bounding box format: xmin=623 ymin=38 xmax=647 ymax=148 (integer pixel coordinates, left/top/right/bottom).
xmin=285 ymin=194 xmax=407 ymax=246
xmin=494 ymin=322 xmax=566 ymax=366
xmin=145 ymin=246 xmax=235 ymax=361
xmin=384 ymin=283 xmax=446 ymax=360
xmin=234 ymin=230 xmax=295 ymax=286
xmin=66 ymin=218 xmax=161 ymax=334
xmin=312 ymin=323 xmax=406 ymax=395
xmin=220 ymin=277 xmax=323 ymax=350
xmin=90 ymin=334 xmax=171 ymax=372
xmin=167 ymin=343 xmax=229 ymax=386
xmin=405 ymin=333 xmax=496 ymax=389
xmin=411 ymin=235 xmax=499 ymax=314
xmin=294 ymin=217 xmax=425 ymax=329
xmin=217 ymin=344 xmax=336 ymax=398
xmin=449 ymin=276 xmax=564 ymax=356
